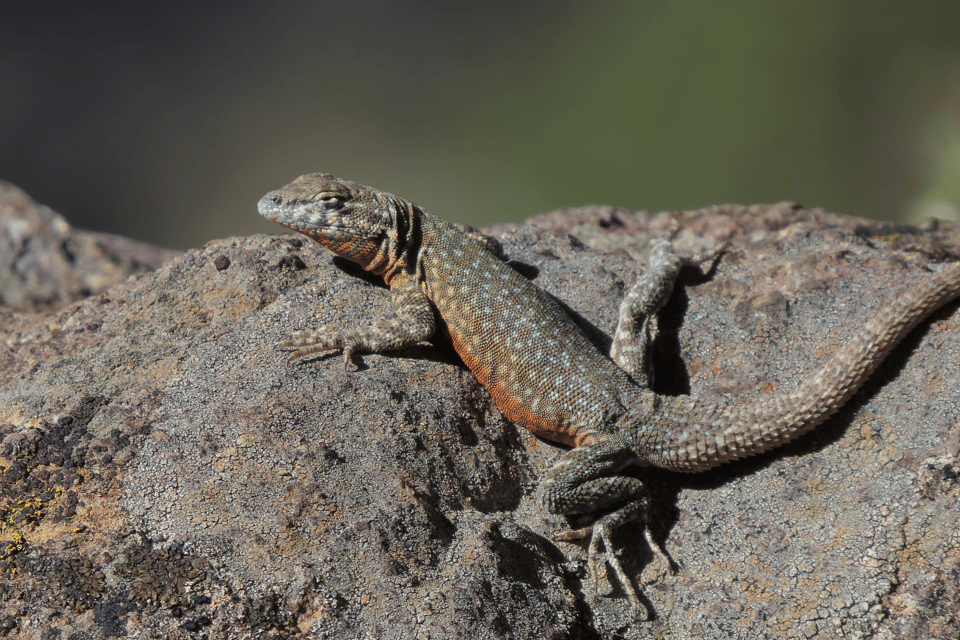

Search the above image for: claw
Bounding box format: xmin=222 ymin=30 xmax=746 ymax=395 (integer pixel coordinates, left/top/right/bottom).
xmin=639 ymin=528 xmax=675 ymax=586
xmin=276 ymin=328 xmax=349 ymax=365
xmin=553 ymin=523 xmax=655 ymax=619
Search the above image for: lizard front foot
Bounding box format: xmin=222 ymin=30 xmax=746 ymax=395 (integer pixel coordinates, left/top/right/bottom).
xmin=276 ymin=279 xmax=437 ymax=368
xmin=277 ymin=328 xmax=357 ymax=367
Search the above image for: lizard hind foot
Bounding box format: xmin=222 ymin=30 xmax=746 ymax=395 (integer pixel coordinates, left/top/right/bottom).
xmin=638 ymin=527 xmax=675 ymax=587
xmin=553 ymin=521 xmax=654 ymax=619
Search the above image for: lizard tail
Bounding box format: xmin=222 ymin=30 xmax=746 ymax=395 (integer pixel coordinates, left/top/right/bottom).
xmin=649 ymin=262 xmax=960 ymax=472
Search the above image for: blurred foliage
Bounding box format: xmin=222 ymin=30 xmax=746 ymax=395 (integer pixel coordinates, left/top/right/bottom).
xmin=1 ymin=0 xmax=957 ymax=248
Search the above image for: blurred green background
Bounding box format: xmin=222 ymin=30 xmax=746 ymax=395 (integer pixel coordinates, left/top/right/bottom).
xmin=1 ymin=0 xmax=957 ymax=249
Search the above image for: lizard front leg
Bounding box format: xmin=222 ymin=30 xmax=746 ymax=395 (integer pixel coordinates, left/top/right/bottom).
xmin=279 ymin=278 xmax=436 ymax=366
xmin=537 ymin=434 xmax=670 ymax=617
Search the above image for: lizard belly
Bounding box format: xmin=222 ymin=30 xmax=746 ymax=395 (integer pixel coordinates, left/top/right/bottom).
xmin=441 ymin=292 xmax=625 ymax=448
xmin=423 ymin=236 xmax=628 ymax=448
xmin=450 ymin=331 xmax=583 ymax=446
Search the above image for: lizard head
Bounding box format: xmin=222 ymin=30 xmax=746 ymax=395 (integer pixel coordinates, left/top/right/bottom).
xmin=258 ymin=173 xmax=405 ymax=268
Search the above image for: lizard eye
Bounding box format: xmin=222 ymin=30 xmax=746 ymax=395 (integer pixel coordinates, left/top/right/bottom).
xmin=317 ymin=194 xmax=343 ymax=208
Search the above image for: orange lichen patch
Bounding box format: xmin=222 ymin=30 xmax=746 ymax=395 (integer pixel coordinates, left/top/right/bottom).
xmin=0 ymin=488 xmax=68 ymax=573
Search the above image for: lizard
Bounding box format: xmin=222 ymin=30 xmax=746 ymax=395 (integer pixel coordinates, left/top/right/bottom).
xmin=258 ymin=173 xmax=960 ymax=616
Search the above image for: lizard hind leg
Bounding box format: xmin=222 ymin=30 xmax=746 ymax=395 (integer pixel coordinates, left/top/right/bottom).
xmin=611 ymin=239 xmax=727 ymax=387
xmin=537 ymin=436 xmax=671 ymax=617
xmin=610 ymin=240 xmax=683 ymax=387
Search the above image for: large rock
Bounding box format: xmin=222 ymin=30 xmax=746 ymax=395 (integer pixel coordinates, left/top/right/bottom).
xmin=0 ymin=181 xmax=179 ymax=311
xmin=0 ymin=185 xmax=958 ymax=639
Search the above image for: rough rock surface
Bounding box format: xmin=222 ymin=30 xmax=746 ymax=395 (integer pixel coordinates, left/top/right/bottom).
xmin=0 ymin=181 xmax=180 ymax=312
xmin=0 ymin=184 xmax=958 ymax=639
